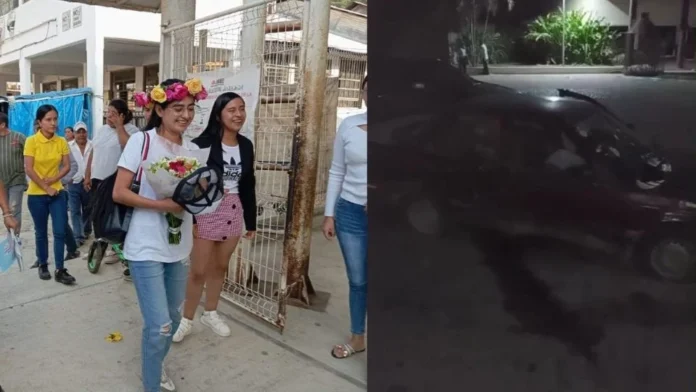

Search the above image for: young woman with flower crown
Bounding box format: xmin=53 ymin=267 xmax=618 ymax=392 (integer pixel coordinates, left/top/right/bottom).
xmin=112 ymin=78 xmax=208 ymax=392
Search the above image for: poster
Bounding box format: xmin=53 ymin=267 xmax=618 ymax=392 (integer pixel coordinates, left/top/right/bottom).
xmin=186 ymin=65 xmax=261 ymax=143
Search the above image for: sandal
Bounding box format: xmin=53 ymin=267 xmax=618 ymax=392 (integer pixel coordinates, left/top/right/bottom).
xmin=331 ymin=343 xmax=366 ymax=359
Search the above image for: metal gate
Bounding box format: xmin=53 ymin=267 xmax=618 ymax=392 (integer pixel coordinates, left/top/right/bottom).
xmin=162 ymin=0 xmax=309 ymax=330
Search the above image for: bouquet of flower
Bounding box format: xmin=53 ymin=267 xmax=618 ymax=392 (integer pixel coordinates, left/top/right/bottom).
xmin=147 ymin=156 xmax=203 ymax=244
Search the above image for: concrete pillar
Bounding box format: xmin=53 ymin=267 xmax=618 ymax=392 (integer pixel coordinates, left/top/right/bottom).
xmin=19 ymin=55 xmax=31 ymax=95
xmin=32 ymin=76 xmax=39 ymax=95
xmin=160 ymin=0 xmax=195 ymax=80
xmin=86 ymin=33 xmax=105 ymax=130
xmin=198 ymin=29 xmax=208 ymax=72
xmin=240 ymin=0 xmax=266 ymax=69
xmin=0 ymin=75 xmax=9 ymax=96
xmin=135 ymin=66 xmax=145 ymax=90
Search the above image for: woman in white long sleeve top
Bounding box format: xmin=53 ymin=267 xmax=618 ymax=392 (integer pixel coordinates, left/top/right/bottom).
xmin=323 ymin=76 xmax=368 ymax=359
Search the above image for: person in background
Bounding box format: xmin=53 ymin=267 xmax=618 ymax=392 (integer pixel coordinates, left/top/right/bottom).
xmin=61 ymin=148 xmax=81 ymax=258
xmin=68 ymin=121 xmax=93 ymax=245
xmin=134 ymin=90 xmax=154 ymax=125
xmin=85 ymin=99 xmax=139 ymax=280
xmin=323 ymin=76 xmax=368 ymax=359
xmin=173 ymin=92 xmax=257 ymax=343
xmin=113 ymin=78 xmax=205 ymax=392
xmin=0 ymin=180 xmax=19 ymax=232
xmin=0 ymin=113 xmax=27 ymax=234
xmin=24 ymin=105 xmax=76 ymax=285
xmin=64 ymin=127 xmax=75 ymax=145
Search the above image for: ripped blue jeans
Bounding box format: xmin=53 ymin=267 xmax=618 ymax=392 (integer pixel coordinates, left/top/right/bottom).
xmin=129 ymin=259 xmax=189 ymax=392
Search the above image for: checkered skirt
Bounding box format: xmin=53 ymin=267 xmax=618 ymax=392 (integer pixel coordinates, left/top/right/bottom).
xmin=195 ymin=193 xmax=244 ymax=241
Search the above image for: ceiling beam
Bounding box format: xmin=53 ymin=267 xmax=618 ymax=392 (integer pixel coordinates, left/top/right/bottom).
xmin=61 ymin=0 xmax=161 ymax=13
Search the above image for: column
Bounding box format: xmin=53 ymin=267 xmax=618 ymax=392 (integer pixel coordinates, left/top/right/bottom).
xmin=86 ymin=33 xmax=105 ymax=131
xmin=240 ymin=0 xmax=266 ymax=69
xmin=160 ymin=0 xmax=196 ymax=80
xmin=135 ymin=66 xmax=145 ymax=90
xmin=18 ymin=55 xmax=31 ymax=95
xmin=0 ymin=75 xmax=8 ymax=96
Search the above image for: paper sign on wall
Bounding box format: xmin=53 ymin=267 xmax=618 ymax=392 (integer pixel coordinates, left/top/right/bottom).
xmin=186 ymin=65 xmax=261 ymax=143
xmin=62 ymin=10 xmax=71 ymax=32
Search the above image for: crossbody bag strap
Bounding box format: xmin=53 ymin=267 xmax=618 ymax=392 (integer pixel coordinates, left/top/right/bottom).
xmin=134 ymin=131 xmax=151 ymax=183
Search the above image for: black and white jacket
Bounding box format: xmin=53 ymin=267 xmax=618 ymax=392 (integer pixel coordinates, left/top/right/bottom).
xmin=191 ymin=133 xmax=257 ymax=231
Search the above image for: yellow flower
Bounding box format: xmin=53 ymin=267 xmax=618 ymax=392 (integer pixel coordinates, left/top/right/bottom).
xmin=184 ymin=78 xmax=203 ymax=95
xmin=150 ymin=86 xmax=167 ymax=103
xmin=105 ymin=331 xmax=123 ymax=343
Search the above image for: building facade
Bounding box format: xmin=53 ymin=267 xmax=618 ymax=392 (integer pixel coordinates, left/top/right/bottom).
xmin=0 ymin=0 xmax=367 ymax=129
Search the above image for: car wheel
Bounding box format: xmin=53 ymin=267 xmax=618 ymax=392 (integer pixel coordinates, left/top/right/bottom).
xmin=403 ymin=196 xmax=447 ymax=236
xmin=645 ymin=236 xmax=696 ymax=283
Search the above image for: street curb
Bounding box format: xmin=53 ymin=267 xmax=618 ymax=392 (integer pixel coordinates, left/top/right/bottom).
xmin=468 ymin=65 xmax=624 ymax=75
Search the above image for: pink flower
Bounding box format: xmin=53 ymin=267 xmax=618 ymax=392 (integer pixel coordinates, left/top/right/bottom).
xmin=195 ymin=87 xmax=208 ymax=101
xmin=172 ymin=84 xmax=190 ymax=101
xmin=134 ymin=92 xmax=150 ymax=108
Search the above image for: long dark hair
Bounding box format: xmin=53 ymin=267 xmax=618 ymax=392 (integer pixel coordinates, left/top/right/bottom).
xmin=108 ymin=99 xmax=133 ymax=124
xmin=196 ymin=92 xmax=245 ymax=142
xmin=36 ymin=104 xmax=58 ymax=122
xmin=143 ymin=78 xmax=187 ymax=131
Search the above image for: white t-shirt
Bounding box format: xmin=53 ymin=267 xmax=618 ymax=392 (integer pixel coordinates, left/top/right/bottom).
xmin=70 ymin=140 xmax=93 ymax=184
xmin=221 ymin=143 xmax=242 ymax=194
xmin=324 ymin=112 xmax=368 ymax=217
xmin=117 ymin=129 xmax=196 ymax=263
xmin=91 ymin=123 xmax=140 ymax=180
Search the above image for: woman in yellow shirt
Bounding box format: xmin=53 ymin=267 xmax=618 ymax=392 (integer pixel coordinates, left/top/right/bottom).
xmin=24 ymin=104 xmax=76 ymax=285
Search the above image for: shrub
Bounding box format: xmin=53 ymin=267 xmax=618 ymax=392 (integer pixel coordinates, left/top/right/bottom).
xmin=525 ymin=9 xmax=618 ymax=65
xmin=460 ymin=26 xmax=512 ymax=66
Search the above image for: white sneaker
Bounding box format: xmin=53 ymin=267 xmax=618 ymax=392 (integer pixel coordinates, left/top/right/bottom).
xmin=200 ymin=310 xmax=231 ymax=337
xmin=160 ymin=367 xmax=176 ymax=391
xmin=172 ymin=318 xmax=193 ymax=343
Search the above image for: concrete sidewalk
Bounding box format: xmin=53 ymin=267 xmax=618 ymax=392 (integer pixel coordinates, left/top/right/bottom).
xmin=0 ymin=206 xmax=366 ymax=391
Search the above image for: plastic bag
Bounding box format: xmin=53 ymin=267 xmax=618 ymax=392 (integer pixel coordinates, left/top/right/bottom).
xmin=0 ymin=230 xmax=24 ymax=273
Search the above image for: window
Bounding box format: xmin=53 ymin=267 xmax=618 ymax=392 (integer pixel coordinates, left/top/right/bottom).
xmin=41 ymin=81 xmax=58 ymax=93
xmin=111 ymin=69 xmax=136 ymax=109
xmin=61 ymin=78 xmax=78 ymax=91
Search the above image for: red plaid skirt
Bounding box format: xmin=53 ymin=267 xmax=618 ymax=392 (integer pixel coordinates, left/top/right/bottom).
xmin=195 ymin=193 xmax=244 ymax=241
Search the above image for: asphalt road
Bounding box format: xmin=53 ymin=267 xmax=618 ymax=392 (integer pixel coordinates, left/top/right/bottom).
xmin=369 ymin=74 xmax=696 ymax=392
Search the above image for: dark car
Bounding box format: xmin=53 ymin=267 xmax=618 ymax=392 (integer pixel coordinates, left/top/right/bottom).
xmin=370 ymin=82 xmax=696 ymax=283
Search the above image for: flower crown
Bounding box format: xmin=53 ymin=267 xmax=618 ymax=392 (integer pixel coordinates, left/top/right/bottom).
xmin=134 ymin=78 xmax=208 ymax=110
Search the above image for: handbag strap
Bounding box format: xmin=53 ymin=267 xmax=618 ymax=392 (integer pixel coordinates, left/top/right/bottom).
xmin=134 ymin=131 xmax=151 ymax=183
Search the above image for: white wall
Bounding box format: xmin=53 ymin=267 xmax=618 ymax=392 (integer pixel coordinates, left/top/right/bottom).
xmin=567 ymin=0 xmax=696 ymax=26
xmin=0 ymin=0 xmax=95 ymax=65
xmin=95 ymin=6 xmax=160 ymax=42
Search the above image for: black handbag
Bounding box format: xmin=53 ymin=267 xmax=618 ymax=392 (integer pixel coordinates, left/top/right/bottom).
xmin=92 ymin=132 xmax=151 ymax=243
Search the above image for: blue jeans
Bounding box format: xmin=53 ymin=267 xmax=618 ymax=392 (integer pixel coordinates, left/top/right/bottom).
xmin=68 ymin=183 xmax=92 ymax=241
xmin=61 ymin=191 xmax=78 ymax=254
xmin=27 ymin=192 xmax=68 ymax=269
xmin=334 ymin=197 xmax=368 ymax=335
xmin=6 ymin=184 xmax=26 ymax=233
xmin=129 ymin=260 xmax=189 ymax=392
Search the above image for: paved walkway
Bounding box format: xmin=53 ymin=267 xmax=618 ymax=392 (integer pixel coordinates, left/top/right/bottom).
xmin=0 ymin=202 xmax=366 ymax=391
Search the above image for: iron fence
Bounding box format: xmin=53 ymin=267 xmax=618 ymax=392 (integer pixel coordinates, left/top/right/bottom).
xmin=331 ymin=49 xmax=367 ymax=108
